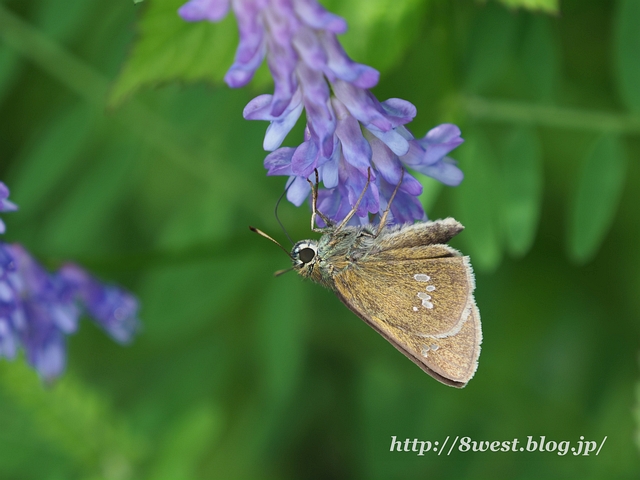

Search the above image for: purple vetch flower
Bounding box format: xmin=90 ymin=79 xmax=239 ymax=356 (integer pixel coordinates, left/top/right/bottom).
xmin=179 ymin=0 xmax=465 ymax=224
xmin=0 ymin=182 xmax=140 ymax=381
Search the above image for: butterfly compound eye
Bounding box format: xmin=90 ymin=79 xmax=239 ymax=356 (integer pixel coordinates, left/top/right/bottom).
xmin=299 ymin=247 xmax=316 ymax=263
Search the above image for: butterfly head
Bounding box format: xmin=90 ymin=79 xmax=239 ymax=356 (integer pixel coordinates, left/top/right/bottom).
xmin=291 ymin=240 xmax=319 ymax=277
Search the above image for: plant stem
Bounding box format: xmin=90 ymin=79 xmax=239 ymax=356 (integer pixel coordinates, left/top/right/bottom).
xmin=463 ymin=95 xmax=640 ymax=134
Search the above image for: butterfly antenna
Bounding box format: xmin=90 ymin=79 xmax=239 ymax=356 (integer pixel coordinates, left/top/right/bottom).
xmin=275 ymin=178 xmax=295 ymax=246
xmin=249 ymin=226 xmax=293 ymax=258
xmin=273 ymin=266 xmax=295 ymax=277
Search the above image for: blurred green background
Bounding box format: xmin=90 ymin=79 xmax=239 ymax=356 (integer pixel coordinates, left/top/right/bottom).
xmin=1 ymin=0 xmax=639 ymax=478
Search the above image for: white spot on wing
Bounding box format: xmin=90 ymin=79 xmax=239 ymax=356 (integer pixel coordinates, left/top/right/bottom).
xmin=422 ymin=300 xmax=434 ymax=309
xmin=412 ymin=306 xmax=418 ymax=312
xmin=420 ymin=343 xmax=440 ymax=356
xmin=415 ymin=276 xmax=436 ymax=309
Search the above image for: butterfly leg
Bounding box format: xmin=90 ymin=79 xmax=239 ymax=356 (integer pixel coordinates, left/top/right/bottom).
xmin=307 ymin=169 xmax=333 ymax=232
xmin=334 ymin=168 xmax=372 ymax=233
xmin=375 ymin=169 xmax=405 ymax=236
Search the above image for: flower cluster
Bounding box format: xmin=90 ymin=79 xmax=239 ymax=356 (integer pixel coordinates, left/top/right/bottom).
xmin=0 ymin=183 xmax=17 ymax=234
xmin=0 ymin=182 xmax=139 ymax=381
xmin=179 ymin=0 xmax=464 ymax=225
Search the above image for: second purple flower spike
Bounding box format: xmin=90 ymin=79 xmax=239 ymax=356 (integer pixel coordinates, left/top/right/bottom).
xmin=0 ymin=182 xmax=140 ymax=381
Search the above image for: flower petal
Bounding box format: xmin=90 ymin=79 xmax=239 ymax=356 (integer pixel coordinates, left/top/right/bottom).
xmin=320 ymin=33 xmax=379 ymax=88
xmin=340 ymin=161 xmax=379 ymax=216
xmin=298 ymin=64 xmax=335 ymax=157
xmin=380 ymin=98 xmax=417 ymax=126
xmin=293 ymin=0 xmax=347 ymax=33
xmin=287 ymin=175 xmax=312 ymax=206
xmin=415 ymin=123 xmax=464 ymax=165
xmin=333 ymin=99 xmax=372 ymax=170
xmin=49 ymin=302 xmax=80 ymax=334
xmin=399 ymin=139 xmax=426 ymax=167
xmin=242 ymin=94 xmax=274 ymax=120
xmin=0 ymin=317 xmax=18 ymax=359
xmin=0 ymin=199 xmax=17 ymax=212
xmin=399 ymin=170 xmax=423 ymax=196
xmin=414 ymin=157 xmax=464 ymax=186
xmin=263 ymin=101 xmax=304 ymax=150
xmin=263 ymin=6 xmax=300 ymax=116
xmin=178 ymin=0 xmax=231 ymax=22
xmin=319 ymin=142 xmax=341 ymax=188
xmin=291 ymin=140 xmax=320 ymax=177
xmin=0 ymin=182 xmax=10 ymax=200
xmin=58 ymin=264 xmax=139 ymax=344
xmin=391 ymin=191 xmax=425 ymax=224
xmin=423 ymin=123 xmax=462 ymax=144
xmin=316 ymin=187 xmax=340 ymax=221
xmin=27 ymin=326 xmax=66 ymax=382
xmin=368 ymin=134 xmax=403 ymax=185
xmin=264 ymin=147 xmax=295 ymax=176
xmin=366 ymin=125 xmax=410 ymax=156
xmin=293 ymin=27 xmax=327 ymax=71
xmin=379 ymin=177 xmax=425 ymax=224
xmin=0 ymin=181 xmax=18 ymax=235
xmin=224 ymin=0 xmax=267 ymax=87
xmin=331 ymin=80 xmax=392 ymax=131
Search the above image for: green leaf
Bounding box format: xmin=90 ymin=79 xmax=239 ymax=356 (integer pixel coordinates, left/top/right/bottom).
xmin=465 ymin=3 xmax=519 ymax=94
xmin=111 ymin=0 xmax=428 ymax=106
xmin=451 ymin=130 xmax=503 ymax=272
xmin=568 ymin=135 xmax=627 ymax=264
xmin=614 ymin=0 xmax=640 ymax=113
xmin=109 ymin=0 xmax=237 ymax=106
xmin=501 ymin=127 xmax=543 ymax=257
xmin=496 ymin=0 xmax=559 ymax=14
xmin=519 ymin=15 xmax=558 ymax=102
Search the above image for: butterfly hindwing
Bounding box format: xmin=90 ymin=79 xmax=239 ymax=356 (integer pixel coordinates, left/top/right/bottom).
xmin=330 ymin=248 xmax=481 ymax=387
